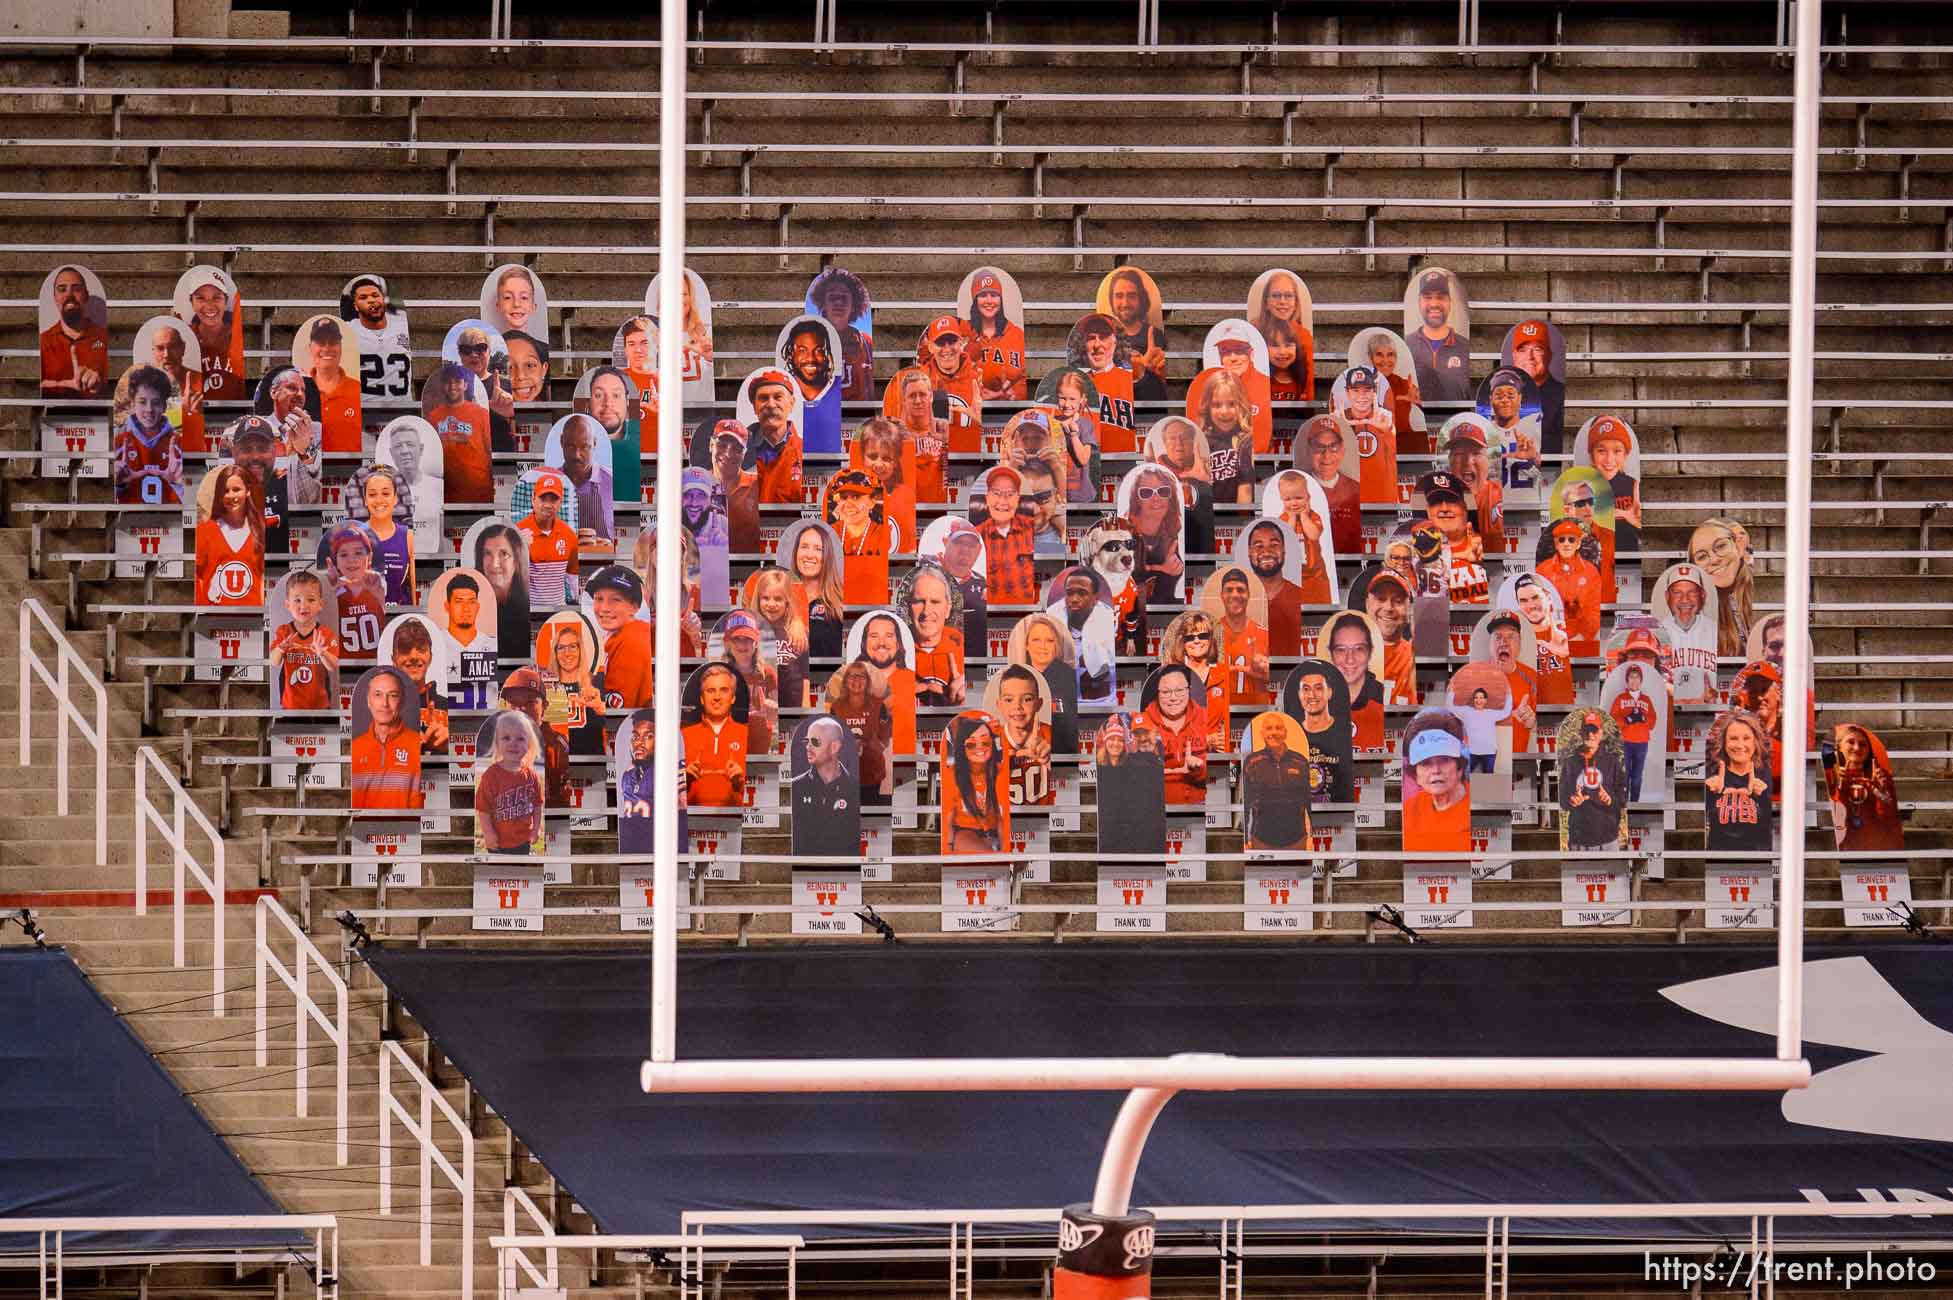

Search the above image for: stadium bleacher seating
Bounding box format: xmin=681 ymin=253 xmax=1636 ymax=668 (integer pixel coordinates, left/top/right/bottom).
xmin=3 ymin=2 xmax=1952 ymax=1294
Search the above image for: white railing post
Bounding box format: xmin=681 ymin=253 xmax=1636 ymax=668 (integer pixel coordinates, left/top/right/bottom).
xmin=501 ymin=1186 xmax=559 ymax=1297
xmin=135 ymin=745 xmax=229 ymax=1015
xmin=379 ymin=1040 xmax=475 ymax=1297
xmin=18 ymin=597 xmax=109 ymax=865
xmin=255 ymin=896 xmax=350 ymax=1165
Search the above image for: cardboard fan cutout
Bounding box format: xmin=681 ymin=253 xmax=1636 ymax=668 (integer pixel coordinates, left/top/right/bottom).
xmin=1138 ymin=663 xmax=1210 ymax=806
xmin=474 ymin=711 xmax=547 ymax=855
xmin=1292 ymin=413 xmax=1363 ymax=558
xmin=344 ymin=463 xmax=416 ymax=606
xmin=805 ymin=267 xmax=874 ymax=404
xmin=1281 ymin=659 xmax=1354 ymax=805
xmin=1557 ymin=706 xmax=1630 ymax=852
xmin=534 ymin=609 xmax=608 ymax=758
xmin=1320 ymin=608 xmax=1390 ymax=751
xmin=694 ymin=416 xmax=759 ymax=554
xmin=1688 ymin=517 xmax=1756 ymax=658
xmin=1470 ymin=607 xmax=1542 ymax=757
xmin=580 ymin=564 xmax=653 ymax=712
xmin=609 ymin=316 xmax=660 ymax=452
xmin=644 ymin=267 xmax=716 ymax=404
xmin=440 ymin=319 xmax=515 ymax=463
xmin=824 ymin=661 xmax=894 ymax=806
xmin=461 ymin=518 xmax=531 ymax=658
xmin=131 ymin=315 xmax=205 ymax=453
xmin=676 ymin=466 xmax=731 ymax=606
xmin=1186 ymin=363 xmax=1259 ymax=506
xmin=957 ymin=266 xmax=1027 ymax=402
xmin=1573 ymin=415 xmax=1642 ymax=557
xmin=1437 ymin=412 xmax=1509 ymax=555
xmin=777 ymin=314 xmax=845 ymax=454
xmin=40 ymin=264 xmax=109 ymax=400
xmin=113 ymin=364 xmax=188 ymax=507
xmin=480 ymin=264 xmax=549 ymax=341
xmin=712 ymin=609 xmax=778 ymax=756
xmin=427 ymin=567 xmax=498 ymax=710
xmin=1826 ymin=723 xmax=1902 ymax=852
xmin=173 ymin=265 xmax=245 ymax=403
xmin=1191 ymin=318 xmax=1274 ymax=453
xmin=1229 ymin=518 xmax=1305 ymax=657
xmin=1081 ymin=515 xmax=1147 ymax=662
xmin=420 ymin=363 xmax=496 ymax=506
xmin=616 ymin=706 xmax=686 ymax=855
xmin=1198 ymin=565 xmax=1274 ymax=710
xmin=1400 ymin=706 xmax=1472 ymax=854
xmin=576 ymin=364 xmax=644 ymax=505
xmin=1348 ymin=327 xmax=1427 ymax=454
xmin=1139 ymin=419 xmax=1213 ymax=559
xmin=779 ymin=518 xmax=846 ymax=660
xmin=267 ymin=567 xmax=341 ymax=714
xmin=742 ymin=566 xmax=813 ymax=711
xmin=1476 ymin=366 xmax=1544 ymax=475
xmin=1651 ymin=561 xmax=1719 ymax=705
xmin=789 ymin=715 xmax=861 ymax=858
xmin=379 ymin=613 xmax=452 ymax=756
xmin=1495 ymin=569 xmax=1574 ymax=705
xmin=847 ymin=608 xmax=918 ymax=758
xmin=1242 ymin=711 xmax=1313 ymax=852
xmin=317 ymin=519 xmax=385 ymax=661
xmin=1006 ymin=611 xmax=1080 ymax=755
xmin=963 ymin=466 xmax=1039 ymax=606
xmin=682 ymin=661 xmax=751 ymax=810
xmin=917 ymin=515 xmax=988 ymax=657
xmin=542 ymin=413 xmax=617 ymax=554
xmin=349 ymin=665 xmax=423 ymax=811
xmin=1402 ymin=266 xmax=1472 ymax=415
xmin=1094 ymin=266 xmax=1169 ymax=400
xmin=737 ymin=368 xmax=806 ymax=506
xmin=340 ymin=272 xmax=411 ymax=401
xmin=995 ymin=410 xmax=1070 ymax=555
xmin=850 ymin=417 xmax=918 ymax=546
xmin=1094 ymin=714 xmax=1167 ymax=855
xmin=374 ymin=417 xmax=443 ymax=557
xmin=900 ymin=561 xmax=967 ymax=709
xmin=1705 ymin=706 xmax=1776 ymax=854
xmin=1259 ymin=470 xmax=1339 ymax=603
xmin=1247 ymin=268 xmax=1314 ymax=402
xmin=289 ymin=313 xmax=362 ymax=454
xmin=1601 ymin=658 xmax=1669 ymax=805
xmin=193 ymin=462 xmax=265 ymax=608
xmin=1064 ymin=318 xmax=1138 ymax=454
xmin=1117 ymin=460 xmax=1190 ymax=607
xmin=1160 ymin=609 xmax=1231 ymax=752
xmin=942 ymin=709 xmax=1012 ymax=854
xmin=984 ymin=664 xmax=1055 ymax=808
xmin=1042 ymin=565 xmax=1117 ymax=708
xmin=1413 ymin=470 xmax=1490 ymax=606
xmin=824 ymin=466 xmax=893 ymax=606
xmin=1446 ymin=662 xmax=1514 ymax=804
xmin=1500 ymin=319 xmax=1568 ymax=455
xmin=1351 ymin=565 xmax=1418 ymax=710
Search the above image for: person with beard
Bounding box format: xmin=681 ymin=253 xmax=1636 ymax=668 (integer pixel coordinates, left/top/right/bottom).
xmin=1407 ymin=269 xmax=1471 ymax=404
xmin=1243 ymin=713 xmax=1312 ymax=851
xmin=452 ymin=325 xmax=516 ymax=455
xmin=1657 ymin=564 xmax=1718 ymax=704
xmin=853 ymin=610 xmax=916 ymax=755
xmin=790 ymin=716 xmax=859 ymax=855
xmin=993 ymin=665 xmax=1054 ymax=808
xmin=1506 ymin=573 xmax=1572 ymax=704
xmin=747 ymin=370 xmax=803 ymax=505
xmin=501 ymin=667 xmax=571 ymax=808
xmin=1070 ymin=313 xmax=1138 ymax=452
xmin=1101 ymin=268 xmax=1168 ymax=400
xmin=906 ymin=564 xmax=966 ymax=708
xmin=701 ymin=419 xmax=760 ymax=554
xmin=1323 ymin=611 xmax=1387 ymax=750
xmin=1299 ymin=415 xmax=1361 ymax=558
xmin=1051 ymin=568 xmax=1116 ymax=705
xmin=781 ymin=318 xmax=836 ymax=406
xmin=1559 ymin=709 xmax=1627 ymax=850
xmin=41 ymin=265 xmax=108 ymax=398
xmin=580 ymin=364 xmax=643 ymax=504
xmin=809 ymin=268 xmax=873 ymax=401
xmin=1214 ymin=567 xmax=1272 ymax=708
xmin=1087 ymin=517 xmax=1147 ymax=659
xmin=1286 ymin=661 xmax=1354 ymax=803
xmin=682 ymin=472 xmax=730 ymax=554
xmin=1484 ymin=609 xmax=1541 ymax=754
xmin=826 ymin=661 xmax=893 ymax=804
xmin=1243 ymin=518 xmax=1303 ymax=655
xmin=1142 ymin=665 xmax=1209 ymax=805
xmin=1507 ymin=320 xmax=1564 ymax=455
xmin=1361 ymin=567 xmax=1417 ymax=707
xmin=227 ymin=416 xmax=305 ymax=555
xmin=341 ymin=273 xmax=411 ymax=400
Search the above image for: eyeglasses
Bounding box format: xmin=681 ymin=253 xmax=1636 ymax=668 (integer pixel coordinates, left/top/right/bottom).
xmin=1565 ymin=496 xmax=1595 ymax=509
xmin=1184 ymin=632 xmax=1213 ymax=643
xmin=1131 ymin=485 xmax=1174 ymax=502
xmin=458 ymin=343 xmax=489 ymax=356
xmin=1097 ymin=539 xmax=1135 ymax=553
xmin=1306 ymin=440 xmax=1342 ymax=453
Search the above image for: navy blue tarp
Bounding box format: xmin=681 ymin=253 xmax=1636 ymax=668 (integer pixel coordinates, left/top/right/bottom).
xmin=363 ymin=942 xmax=1953 ymax=1239
xmin=0 ymin=948 xmax=298 ymax=1256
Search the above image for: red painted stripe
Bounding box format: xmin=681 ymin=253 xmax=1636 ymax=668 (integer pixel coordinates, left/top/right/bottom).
xmin=0 ymin=888 xmax=279 ymax=909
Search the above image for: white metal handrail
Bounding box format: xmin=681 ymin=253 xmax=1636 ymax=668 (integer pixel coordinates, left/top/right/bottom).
xmin=380 ymin=1040 xmax=476 ymax=1300
xmin=0 ymin=1214 xmax=337 ymax=1300
xmin=134 ymin=744 xmax=227 ymax=1016
xmin=255 ymin=896 xmax=349 ymax=1167
xmin=499 ymin=1187 xmax=558 ymax=1298
xmin=490 ymin=1233 xmax=805 ymax=1300
xmin=17 ymin=597 xmax=107 ymax=866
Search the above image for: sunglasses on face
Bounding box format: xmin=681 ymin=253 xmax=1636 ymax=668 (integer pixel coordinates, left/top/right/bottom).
xmin=1184 ymin=632 xmax=1213 ymax=643
xmin=459 ymin=343 xmax=489 ymax=356
xmin=1565 ymin=496 xmax=1595 ymax=509
xmin=1097 ymin=539 xmax=1135 ymax=553
xmin=1131 ymin=485 xmax=1174 ymax=502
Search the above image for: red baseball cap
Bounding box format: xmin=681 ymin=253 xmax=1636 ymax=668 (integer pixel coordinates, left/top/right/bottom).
xmin=971 ymin=271 xmax=1005 ymax=297
xmin=926 ymin=315 xmax=967 ymax=343
xmin=1513 ymin=319 xmax=1552 ymax=353
xmin=1588 ymin=415 xmax=1632 ymax=450
xmin=531 ymin=468 xmax=566 ymax=500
